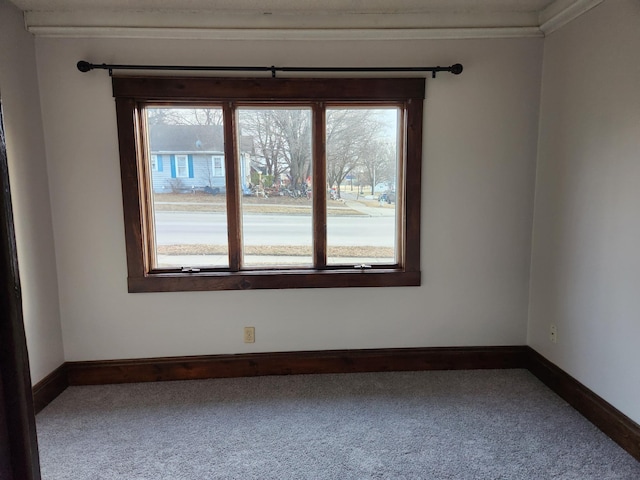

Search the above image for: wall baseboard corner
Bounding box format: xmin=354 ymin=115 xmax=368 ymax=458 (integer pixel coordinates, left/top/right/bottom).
xmin=526 ymin=347 xmax=640 ymax=462
xmin=32 ymin=364 xmax=68 ymax=414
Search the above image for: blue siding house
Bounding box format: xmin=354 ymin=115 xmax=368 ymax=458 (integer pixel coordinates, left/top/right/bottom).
xmin=148 ymin=124 xmax=253 ymax=194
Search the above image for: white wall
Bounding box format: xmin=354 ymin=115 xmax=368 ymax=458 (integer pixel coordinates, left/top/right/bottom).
xmin=0 ymin=0 xmax=64 ymax=384
xmin=529 ymin=0 xmax=640 ymax=423
xmin=33 ymin=35 xmax=542 ymax=362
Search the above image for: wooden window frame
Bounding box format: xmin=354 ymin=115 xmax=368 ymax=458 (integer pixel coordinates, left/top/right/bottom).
xmin=113 ymin=76 xmax=424 ymax=292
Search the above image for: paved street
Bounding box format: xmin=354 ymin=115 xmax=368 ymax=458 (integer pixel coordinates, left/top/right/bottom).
xmin=154 ymin=211 xmax=396 ymax=247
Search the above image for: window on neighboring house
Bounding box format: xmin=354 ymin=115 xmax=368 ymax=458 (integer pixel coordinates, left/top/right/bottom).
xmin=174 ymin=155 xmax=189 ymax=178
xmin=113 ymin=76 xmax=424 ymax=292
xmin=212 ymin=156 xmax=224 ymax=176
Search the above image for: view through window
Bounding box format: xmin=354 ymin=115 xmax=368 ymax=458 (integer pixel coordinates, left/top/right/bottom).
xmin=147 ymin=106 xmax=399 ymax=269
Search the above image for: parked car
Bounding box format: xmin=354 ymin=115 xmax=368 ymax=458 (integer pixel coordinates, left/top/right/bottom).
xmin=378 ymin=191 xmax=396 ymax=204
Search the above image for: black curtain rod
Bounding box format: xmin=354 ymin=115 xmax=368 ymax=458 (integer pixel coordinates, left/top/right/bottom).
xmin=77 ymin=60 xmax=463 ymax=78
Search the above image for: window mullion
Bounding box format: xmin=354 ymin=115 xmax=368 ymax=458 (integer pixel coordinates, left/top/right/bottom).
xmin=312 ymin=102 xmax=327 ymax=268
xmin=223 ymin=102 xmax=242 ymax=271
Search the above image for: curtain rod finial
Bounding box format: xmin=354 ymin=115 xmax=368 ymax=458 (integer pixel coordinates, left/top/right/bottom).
xmin=450 ymin=63 xmax=463 ymax=75
xmin=77 ymin=61 xmax=92 ymax=73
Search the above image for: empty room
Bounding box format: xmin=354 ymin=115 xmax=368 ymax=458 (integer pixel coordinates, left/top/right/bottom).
xmin=1 ymin=0 xmax=639 ymax=478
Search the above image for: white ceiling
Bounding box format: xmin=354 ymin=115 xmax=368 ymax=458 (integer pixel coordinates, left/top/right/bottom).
xmin=8 ymin=0 xmax=604 ymax=39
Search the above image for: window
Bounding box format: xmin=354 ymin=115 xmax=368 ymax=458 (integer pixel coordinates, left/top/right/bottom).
xmin=174 ymin=155 xmax=189 ymax=178
xmin=114 ymin=77 xmax=423 ymax=292
xmin=212 ymin=156 xmax=224 ymax=177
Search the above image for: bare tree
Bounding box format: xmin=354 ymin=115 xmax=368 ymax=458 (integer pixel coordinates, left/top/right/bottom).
xmin=272 ymin=109 xmax=312 ymax=189
xmin=204 ymin=159 xmax=215 ymax=188
xmin=191 ymin=108 xmax=223 ymax=126
xmin=361 ymin=140 xmax=396 ymax=195
xmin=147 ymin=108 xmax=223 ymax=126
xmin=238 ymin=110 xmax=287 ymax=180
xmin=240 ymin=109 xmax=313 ymax=191
xmin=326 ymin=109 xmax=387 ymax=198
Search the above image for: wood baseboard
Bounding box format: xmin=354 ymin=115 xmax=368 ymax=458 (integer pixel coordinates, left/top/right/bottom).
xmin=526 ymin=347 xmax=640 ymax=462
xmin=66 ymin=346 xmax=528 ymax=385
xmin=32 ymin=364 xmax=68 ymax=414
xmin=33 ymin=346 xmax=640 ymax=463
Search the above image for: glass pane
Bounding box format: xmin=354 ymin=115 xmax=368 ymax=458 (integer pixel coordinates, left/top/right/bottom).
xmin=146 ymin=107 xmax=229 ymax=269
xmin=237 ymin=107 xmax=313 ymax=267
xmin=326 ymin=107 xmax=399 ymax=265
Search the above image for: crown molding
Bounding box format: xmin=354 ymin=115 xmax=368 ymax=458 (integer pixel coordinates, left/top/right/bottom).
xmin=20 ymin=0 xmax=600 ymax=40
xmin=27 ymin=25 xmax=544 ymax=41
xmin=23 ymin=9 xmax=541 ymax=30
xmin=539 ymin=0 xmax=603 ymax=35
xmin=23 ymin=9 xmax=543 ymax=40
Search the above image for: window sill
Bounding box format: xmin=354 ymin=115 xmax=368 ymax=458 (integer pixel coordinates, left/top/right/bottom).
xmin=128 ymin=269 xmax=421 ymax=292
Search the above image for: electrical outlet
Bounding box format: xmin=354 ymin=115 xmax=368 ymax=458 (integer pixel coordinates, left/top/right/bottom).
xmin=244 ymin=327 xmax=255 ymax=343
xmin=550 ymin=324 xmax=557 ymax=344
